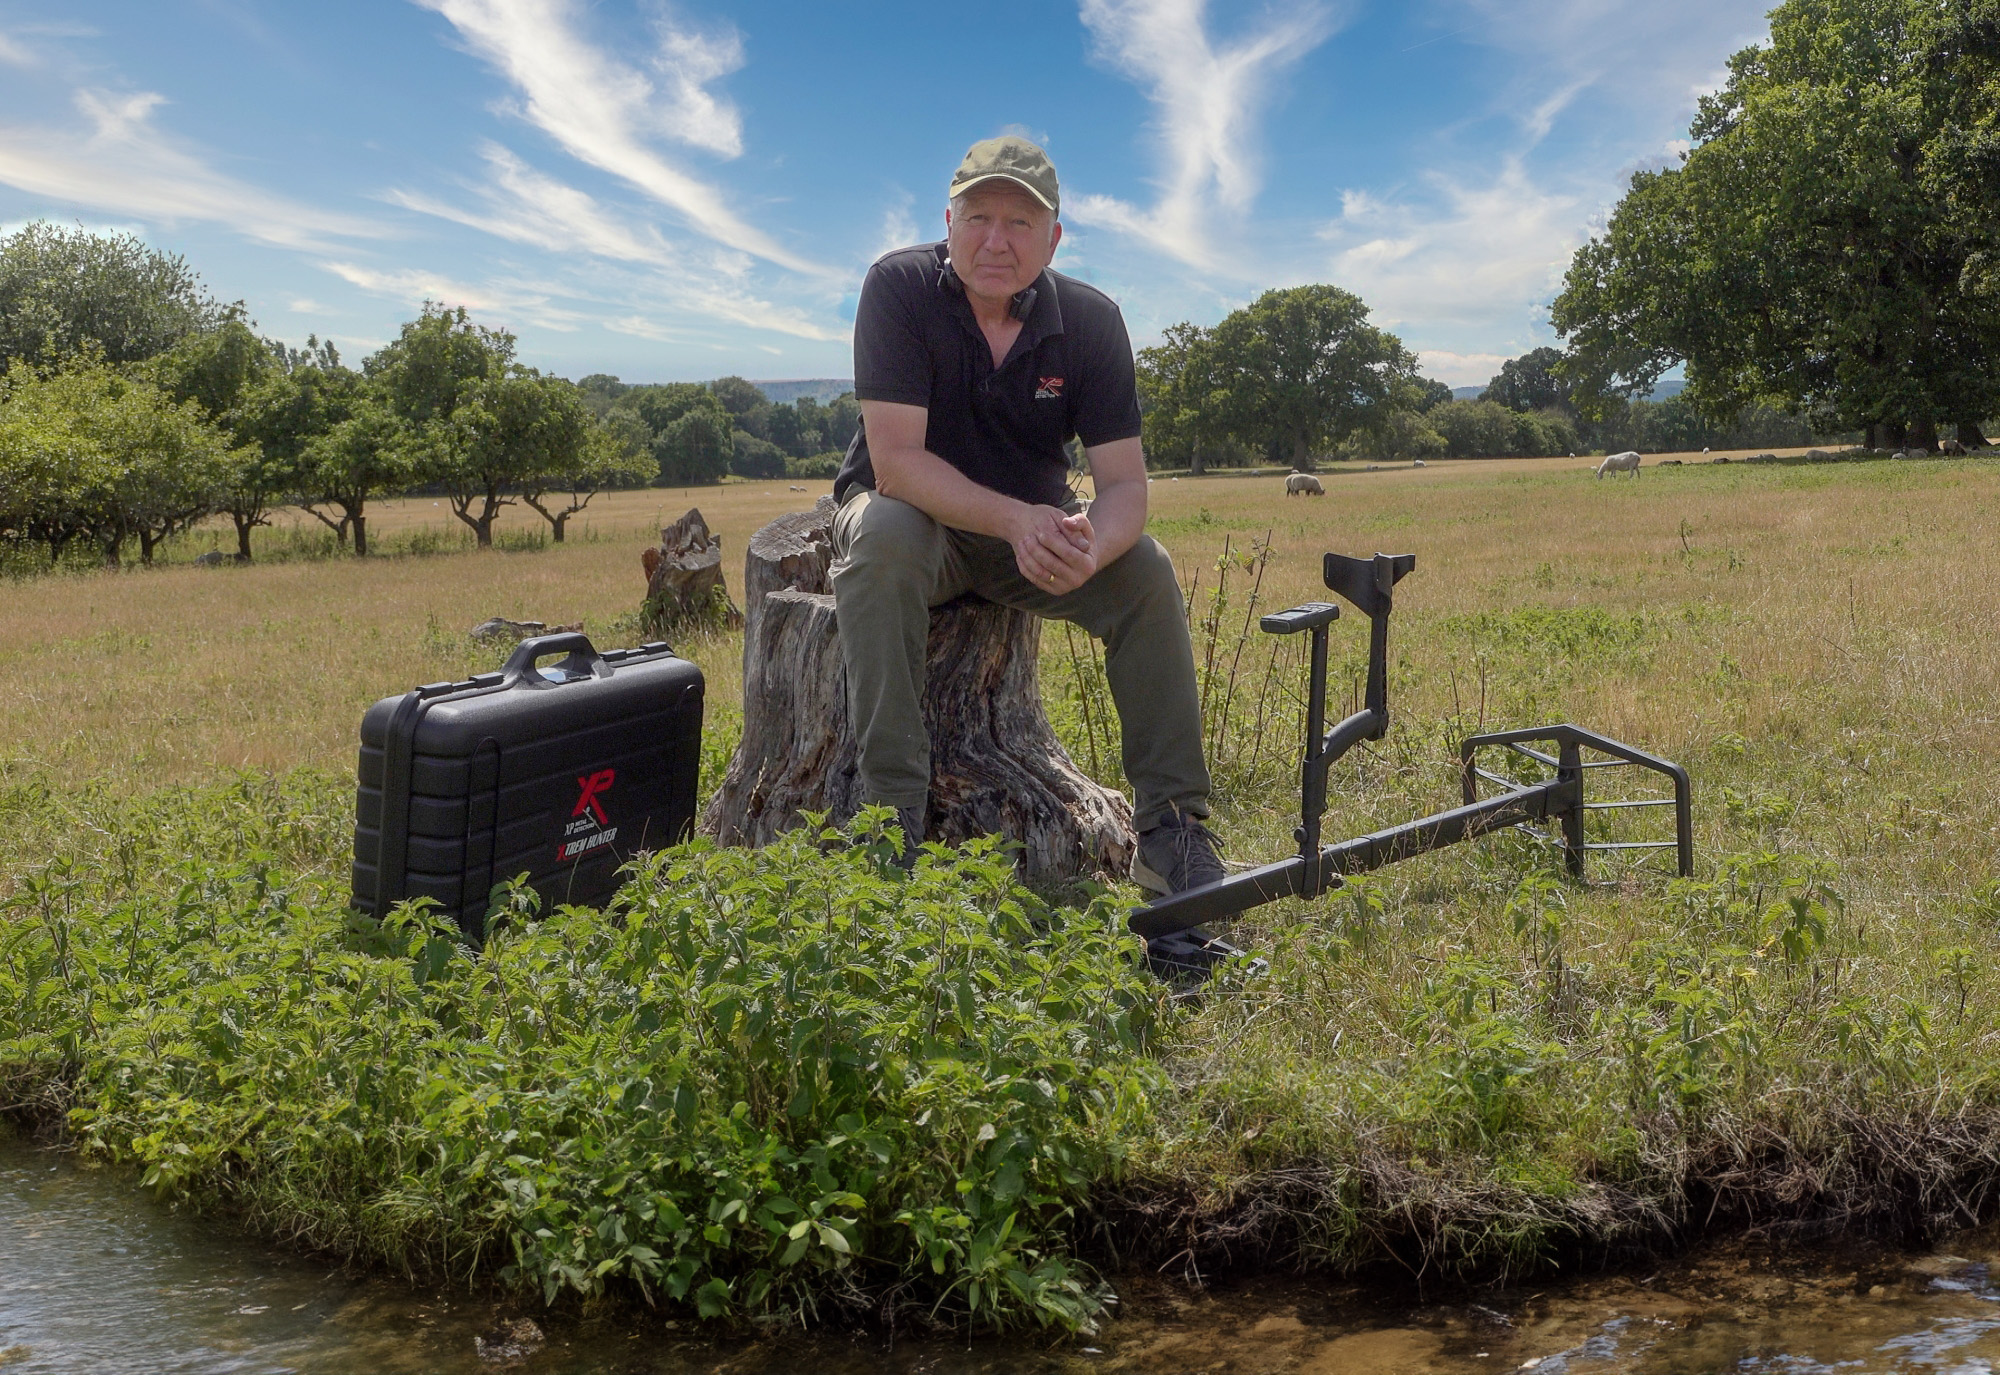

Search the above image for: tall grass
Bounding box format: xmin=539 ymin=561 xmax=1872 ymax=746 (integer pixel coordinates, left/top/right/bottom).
xmin=1047 ymin=531 xmax=1313 ymax=810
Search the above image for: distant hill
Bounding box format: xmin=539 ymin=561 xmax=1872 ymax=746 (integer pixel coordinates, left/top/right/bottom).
xmin=752 ymin=378 xmax=854 ymax=405
xmin=1449 ymin=379 xmax=1686 ymax=402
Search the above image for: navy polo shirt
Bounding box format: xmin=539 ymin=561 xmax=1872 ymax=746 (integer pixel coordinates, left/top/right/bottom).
xmin=834 ymin=241 xmax=1144 ymax=509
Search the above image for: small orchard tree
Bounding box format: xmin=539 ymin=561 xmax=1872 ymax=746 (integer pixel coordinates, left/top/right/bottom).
xmin=368 ymin=303 xmax=510 ymax=428
xmin=299 ymin=396 xmax=408 ymax=556
xmin=0 ymin=361 xmax=115 ymax=563
xmin=365 ymin=304 xmax=513 ymax=546
xmin=243 ymin=337 xmax=368 ymax=548
xmin=152 ymin=317 xmax=289 ymax=560
xmin=437 ymin=367 xmax=593 ymax=547
xmin=519 ymin=395 xmax=650 ymax=542
xmin=0 ymin=360 xmax=229 ymax=564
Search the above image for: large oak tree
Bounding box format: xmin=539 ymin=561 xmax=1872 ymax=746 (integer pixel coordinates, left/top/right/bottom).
xmin=1553 ymin=0 xmax=2000 ymax=448
xmin=1209 ymin=286 xmax=1417 ymax=472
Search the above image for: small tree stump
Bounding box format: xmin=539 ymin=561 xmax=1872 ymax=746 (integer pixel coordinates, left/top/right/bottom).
xmin=642 ymin=508 xmax=742 ymax=635
xmin=701 ymin=502 xmax=1134 ymax=886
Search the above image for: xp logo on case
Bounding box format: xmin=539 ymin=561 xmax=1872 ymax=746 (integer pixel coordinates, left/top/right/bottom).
xmin=560 ymin=767 xmax=619 ymax=860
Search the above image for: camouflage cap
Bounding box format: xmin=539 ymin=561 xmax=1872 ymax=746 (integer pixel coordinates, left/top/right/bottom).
xmin=947 ymin=135 xmax=1059 ymax=215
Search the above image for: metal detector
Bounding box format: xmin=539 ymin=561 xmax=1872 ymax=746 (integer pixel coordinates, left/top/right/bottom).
xmin=1133 ymin=552 xmax=1693 ymax=983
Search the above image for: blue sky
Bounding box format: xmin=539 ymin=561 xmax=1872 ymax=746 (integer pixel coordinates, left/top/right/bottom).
xmin=0 ymin=1 xmax=1771 ymax=387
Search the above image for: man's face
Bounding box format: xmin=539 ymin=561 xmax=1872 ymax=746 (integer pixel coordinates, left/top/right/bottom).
xmin=945 ymin=184 xmax=1061 ymax=308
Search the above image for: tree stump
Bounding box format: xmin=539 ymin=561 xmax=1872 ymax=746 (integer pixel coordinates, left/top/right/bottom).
xmin=641 ymin=508 xmax=742 ymax=635
xmin=701 ymin=500 xmax=1134 ymax=887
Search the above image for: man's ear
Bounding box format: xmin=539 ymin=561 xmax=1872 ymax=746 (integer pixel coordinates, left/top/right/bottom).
xmin=1050 ymin=220 xmax=1063 ymax=254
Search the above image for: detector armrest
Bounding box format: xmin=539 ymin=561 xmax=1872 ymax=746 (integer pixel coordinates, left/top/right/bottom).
xmin=1260 ymin=602 xmax=1341 ymax=635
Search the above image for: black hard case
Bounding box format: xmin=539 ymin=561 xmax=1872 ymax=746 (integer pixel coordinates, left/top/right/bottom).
xmin=352 ymin=633 xmax=704 ymax=936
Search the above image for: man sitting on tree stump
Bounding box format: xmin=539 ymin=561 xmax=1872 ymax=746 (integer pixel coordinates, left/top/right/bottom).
xmin=830 ymin=134 xmax=1222 ymax=895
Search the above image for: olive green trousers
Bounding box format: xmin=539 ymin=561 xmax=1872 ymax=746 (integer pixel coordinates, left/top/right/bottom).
xmin=828 ymin=488 xmax=1211 ymax=831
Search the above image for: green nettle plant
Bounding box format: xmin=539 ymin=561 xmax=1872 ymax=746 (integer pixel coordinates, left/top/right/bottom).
xmin=0 ymin=790 xmax=1165 ymax=1331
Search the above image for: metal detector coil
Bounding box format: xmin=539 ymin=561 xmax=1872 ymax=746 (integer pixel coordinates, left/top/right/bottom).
xmin=1133 ymin=552 xmax=1694 ymax=983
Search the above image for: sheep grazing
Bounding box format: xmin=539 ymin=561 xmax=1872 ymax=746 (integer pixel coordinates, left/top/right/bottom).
xmin=1942 ymin=439 xmax=1967 ymax=456
xmin=1595 ymin=450 xmax=1642 ymax=478
xmin=1412 ymin=459 xmax=1428 ymax=468
xmin=1285 ymin=472 xmax=1326 ymax=496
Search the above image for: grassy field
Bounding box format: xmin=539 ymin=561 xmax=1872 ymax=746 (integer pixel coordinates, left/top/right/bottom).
xmin=5 ymin=450 xmax=2000 ymax=1328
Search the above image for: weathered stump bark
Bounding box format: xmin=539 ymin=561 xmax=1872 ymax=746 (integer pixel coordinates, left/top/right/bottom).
xmin=701 ymin=502 xmax=1134 ymax=886
xmin=642 ymin=508 xmax=742 ymax=634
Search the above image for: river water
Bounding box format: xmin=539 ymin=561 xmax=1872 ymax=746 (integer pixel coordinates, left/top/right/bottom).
xmin=5 ymin=1136 xmax=1999 ymax=1374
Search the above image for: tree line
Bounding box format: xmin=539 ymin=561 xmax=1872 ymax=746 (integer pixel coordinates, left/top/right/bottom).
xmin=575 ymin=374 xmax=858 ymax=486
xmin=1134 ymin=294 xmax=1835 ymax=473
xmin=0 ymin=222 xmax=853 ymax=566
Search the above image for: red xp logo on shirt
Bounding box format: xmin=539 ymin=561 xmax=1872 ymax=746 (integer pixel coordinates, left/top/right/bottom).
xmin=1035 ymin=376 xmax=1064 ymax=400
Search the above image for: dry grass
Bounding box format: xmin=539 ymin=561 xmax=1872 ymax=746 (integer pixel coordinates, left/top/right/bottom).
xmin=0 ymin=479 xmax=836 ymax=787
xmin=8 ymin=454 xmax=1999 ymax=920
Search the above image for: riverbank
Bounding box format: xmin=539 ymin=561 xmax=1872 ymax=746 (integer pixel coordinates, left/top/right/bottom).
xmin=11 ymin=1128 xmax=2000 ymax=1374
xmin=4 ymin=459 xmax=1999 ymax=1331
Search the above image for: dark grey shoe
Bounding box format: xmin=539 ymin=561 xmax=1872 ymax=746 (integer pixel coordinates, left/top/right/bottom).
xmin=1131 ymin=806 xmax=1225 ymax=896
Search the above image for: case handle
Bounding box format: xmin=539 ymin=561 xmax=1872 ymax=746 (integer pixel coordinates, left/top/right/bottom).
xmin=502 ymin=632 xmax=609 ymax=684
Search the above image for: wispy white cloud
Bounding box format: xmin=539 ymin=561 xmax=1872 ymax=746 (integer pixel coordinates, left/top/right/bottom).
xmin=318 ymin=259 xmax=594 ymax=331
xmin=664 ymin=287 xmax=836 ymax=341
xmin=872 ymin=191 xmax=919 ymax=260
xmin=1069 ymin=0 xmax=1336 ymax=269
xmin=325 ymin=243 xmax=843 ymax=345
xmin=1318 ymin=159 xmax=1587 ymax=352
xmin=1078 ymin=0 xmax=1769 ymax=369
xmin=649 ymin=16 xmax=745 ymax=157
xmin=0 ymin=88 xmax=381 ymax=250
xmin=602 ymin=314 xmax=687 ymax=344
xmin=0 ymin=30 xmax=34 ymax=67
xmin=1442 ymin=0 xmax=1764 ymax=143
xmin=414 ymin=0 xmax=825 ymax=275
xmin=386 ymin=142 xmax=674 ymax=265
xmin=382 ymin=141 xmax=844 ymax=342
